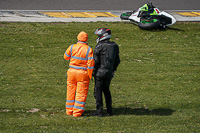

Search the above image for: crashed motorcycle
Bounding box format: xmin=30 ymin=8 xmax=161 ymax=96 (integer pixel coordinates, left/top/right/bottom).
xmin=120 ymin=2 xmax=176 ymax=29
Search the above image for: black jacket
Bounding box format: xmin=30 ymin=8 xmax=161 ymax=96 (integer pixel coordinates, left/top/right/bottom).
xmin=93 ymin=40 xmax=120 ymax=76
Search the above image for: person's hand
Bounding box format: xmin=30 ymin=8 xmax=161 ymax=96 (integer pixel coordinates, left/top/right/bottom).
xmin=91 ymin=77 xmax=94 ymax=81
xmin=112 ymin=71 xmax=116 ymax=79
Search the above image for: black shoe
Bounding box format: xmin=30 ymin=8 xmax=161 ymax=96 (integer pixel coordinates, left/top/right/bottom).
xmin=92 ymin=112 xmax=103 ymax=117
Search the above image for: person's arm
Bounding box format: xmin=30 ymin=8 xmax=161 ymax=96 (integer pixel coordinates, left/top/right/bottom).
xmin=87 ymin=48 xmax=95 ymax=79
xmin=64 ymin=45 xmax=72 ymax=60
xmin=94 ymin=44 xmax=101 ymax=68
xmin=113 ymin=45 xmax=120 ymax=71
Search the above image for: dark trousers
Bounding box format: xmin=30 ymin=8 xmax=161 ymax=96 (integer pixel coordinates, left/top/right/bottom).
xmin=94 ymin=72 xmax=113 ymax=114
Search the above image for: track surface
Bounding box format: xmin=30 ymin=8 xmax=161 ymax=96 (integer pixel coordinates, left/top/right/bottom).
xmin=0 ymin=0 xmax=200 ymax=10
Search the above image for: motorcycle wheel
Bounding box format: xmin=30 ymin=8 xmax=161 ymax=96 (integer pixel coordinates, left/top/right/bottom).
xmin=138 ymin=19 xmax=160 ymax=30
xmin=120 ymin=12 xmax=133 ymax=20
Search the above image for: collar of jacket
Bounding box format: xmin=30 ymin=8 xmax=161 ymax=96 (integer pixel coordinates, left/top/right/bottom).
xmin=77 ymin=41 xmax=88 ymax=44
xmin=98 ymin=39 xmax=110 ymax=44
xmin=100 ymin=39 xmax=110 ymax=42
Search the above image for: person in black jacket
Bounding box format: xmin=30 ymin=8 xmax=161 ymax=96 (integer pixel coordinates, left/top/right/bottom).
xmin=92 ymin=28 xmax=120 ymax=117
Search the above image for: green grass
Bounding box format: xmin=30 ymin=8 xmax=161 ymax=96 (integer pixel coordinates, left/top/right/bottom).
xmin=0 ymin=22 xmax=200 ymax=132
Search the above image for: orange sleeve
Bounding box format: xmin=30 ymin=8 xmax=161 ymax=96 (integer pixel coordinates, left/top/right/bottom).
xmin=87 ymin=48 xmax=94 ymax=79
xmin=64 ymin=45 xmax=72 ymax=60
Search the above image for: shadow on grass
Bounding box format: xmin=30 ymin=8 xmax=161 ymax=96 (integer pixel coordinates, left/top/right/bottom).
xmin=113 ymin=107 xmax=175 ymax=116
xmin=84 ymin=107 xmax=175 ymax=116
xmin=121 ymin=22 xmax=185 ymax=32
xmin=140 ymin=27 xmax=185 ymax=32
xmin=167 ymin=27 xmax=185 ymax=31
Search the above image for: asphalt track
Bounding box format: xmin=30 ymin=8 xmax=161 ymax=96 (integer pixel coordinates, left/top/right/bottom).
xmin=0 ymin=0 xmax=200 ymax=22
xmin=0 ymin=0 xmax=200 ymax=10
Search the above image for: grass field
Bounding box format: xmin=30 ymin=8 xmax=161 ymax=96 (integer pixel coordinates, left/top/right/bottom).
xmin=0 ymin=22 xmax=200 ymax=132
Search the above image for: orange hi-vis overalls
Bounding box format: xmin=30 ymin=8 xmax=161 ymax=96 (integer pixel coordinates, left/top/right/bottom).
xmin=64 ymin=41 xmax=94 ymax=117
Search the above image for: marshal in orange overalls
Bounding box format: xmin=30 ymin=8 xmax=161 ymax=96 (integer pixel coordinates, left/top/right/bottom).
xmin=64 ymin=31 xmax=94 ymax=117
